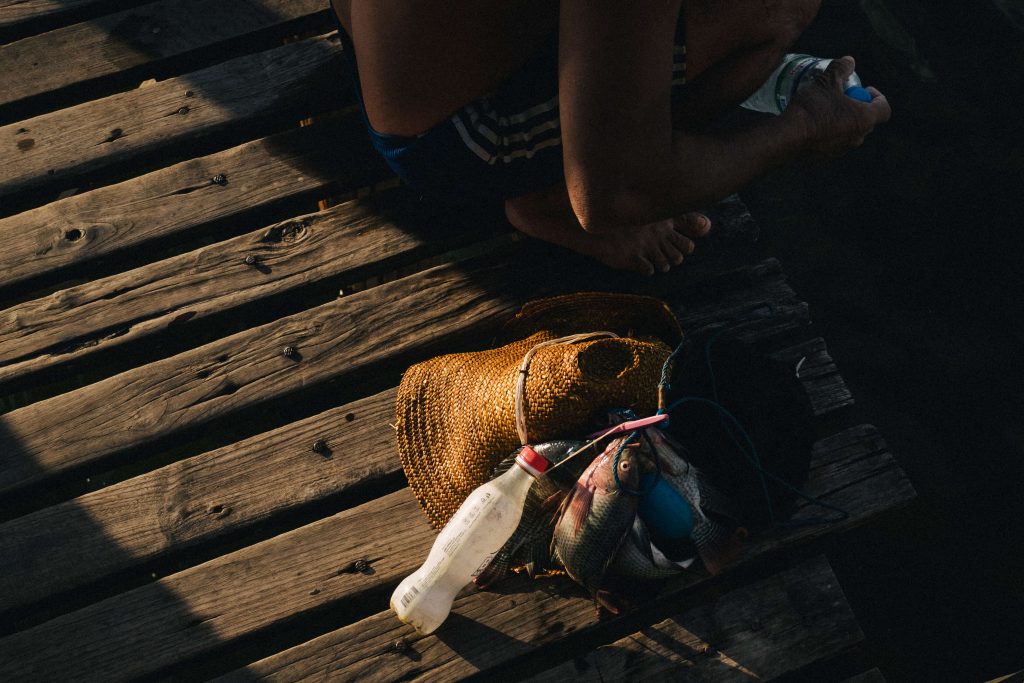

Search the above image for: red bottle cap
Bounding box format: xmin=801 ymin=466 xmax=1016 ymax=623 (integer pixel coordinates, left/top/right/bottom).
xmin=515 ymin=445 xmax=550 ymax=478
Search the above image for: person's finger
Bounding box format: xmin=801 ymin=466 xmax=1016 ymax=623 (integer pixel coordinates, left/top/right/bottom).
xmin=867 ymin=90 xmax=892 ymax=123
xmin=824 ymin=55 xmax=856 ymax=86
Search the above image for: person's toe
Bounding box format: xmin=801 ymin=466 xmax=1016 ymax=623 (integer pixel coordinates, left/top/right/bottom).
xmin=632 ymin=254 xmax=656 ymax=276
xmin=668 ymin=230 xmax=696 ymax=257
xmin=675 ymin=213 xmax=711 ymax=239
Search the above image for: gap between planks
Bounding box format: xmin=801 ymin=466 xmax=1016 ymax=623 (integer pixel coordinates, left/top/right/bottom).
xmin=0 ymin=423 xmax=908 ymax=682
xmin=0 ymin=273 xmax=838 ymax=628
xmin=0 ymin=0 xmax=330 ymax=118
xmin=0 ymin=111 xmax=386 ymax=295
xmin=1 ymin=31 xmax=348 ymax=211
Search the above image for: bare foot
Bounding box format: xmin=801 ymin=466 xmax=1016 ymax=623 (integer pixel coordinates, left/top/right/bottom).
xmin=505 ymin=188 xmax=711 ymax=276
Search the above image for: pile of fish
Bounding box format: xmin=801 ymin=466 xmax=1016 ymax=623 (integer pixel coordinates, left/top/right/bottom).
xmin=475 ymin=419 xmax=747 ymax=614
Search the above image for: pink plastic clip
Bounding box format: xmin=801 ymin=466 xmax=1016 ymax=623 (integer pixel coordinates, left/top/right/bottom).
xmin=586 ymin=413 xmax=669 ymax=440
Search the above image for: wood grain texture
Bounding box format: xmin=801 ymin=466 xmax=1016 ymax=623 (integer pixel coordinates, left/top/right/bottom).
xmin=0 ymin=0 xmax=145 ymax=30
xmin=0 ymin=259 xmax=532 ymax=499
xmin=770 ymin=337 xmax=855 ymax=417
xmin=526 ymin=556 xmax=862 ymax=682
xmin=0 ymin=114 xmax=385 ymax=290
xmin=213 ymin=425 xmax=912 ymax=683
xmin=0 ymin=426 xmax=904 ymax=683
xmin=0 ymin=192 xmax=474 ymax=384
xmin=0 ymin=0 xmax=326 ymax=109
xmin=0 ymin=488 xmax=435 ymax=682
xmin=0 ymin=256 xmax=810 ymax=624
xmin=1 ymin=32 xmax=345 ymax=200
xmin=0 ymin=388 xmax=398 ymax=617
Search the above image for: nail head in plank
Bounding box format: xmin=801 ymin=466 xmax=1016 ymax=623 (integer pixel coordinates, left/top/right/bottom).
xmin=0 ymin=114 xmax=384 ymax=291
xmin=0 ymin=426 xmax=908 ymax=682
xmin=0 ymin=261 xmax=534 ymax=498
xmin=0 ymin=32 xmax=345 ymax=201
xmin=526 ymin=556 xmax=863 ymax=682
xmin=0 ymin=0 xmax=327 ymax=112
xmin=207 ymin=426 xmax=910 ymax=683
xmin=0 ymin=389 xmax=398 ymax=618
xmin=0 ymin=191 xmax=479 ymax=385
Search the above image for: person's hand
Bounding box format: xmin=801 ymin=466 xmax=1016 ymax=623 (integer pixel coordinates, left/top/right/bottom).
xmin=786 ymin=56 xmax=892 ymax=157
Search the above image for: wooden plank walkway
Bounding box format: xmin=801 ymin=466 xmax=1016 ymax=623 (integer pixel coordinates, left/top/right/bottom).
xmin=0 ymin=6 xmax=916 ymax=681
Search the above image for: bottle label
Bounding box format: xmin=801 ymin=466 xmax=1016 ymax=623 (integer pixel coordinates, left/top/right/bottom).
xmin=399 ymin=583 xmax=421 ymax=609
xmin=470 ymin=551 xmax=499 ymax=579
xmin=441 ymin=490 xmax=493 ymax=556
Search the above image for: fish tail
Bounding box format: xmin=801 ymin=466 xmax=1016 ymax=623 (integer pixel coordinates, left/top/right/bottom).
xmin=694 ymin=516 xmax=748 ymax=575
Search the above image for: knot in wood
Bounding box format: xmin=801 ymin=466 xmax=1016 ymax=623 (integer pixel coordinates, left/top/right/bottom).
xmin=211 ymin=174 xmax=228 ymax=186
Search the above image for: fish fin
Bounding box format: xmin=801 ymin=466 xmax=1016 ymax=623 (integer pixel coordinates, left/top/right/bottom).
xmin=541 ymin=490 xmax=566 ymax=513
xmin=594 ymin=589 xmax=626 ymax=616
xmin=696 ymin=523 xmax=748 ymax=575
xmin=525 ymin=536 xmax=553 ymax=578
xmin=697 ymin=475 xmax=743 ymax=524
xmin=566 ymin=484 xmax=595 ymax=534
xmin=473 ymin=552 xmax=510 ymax=589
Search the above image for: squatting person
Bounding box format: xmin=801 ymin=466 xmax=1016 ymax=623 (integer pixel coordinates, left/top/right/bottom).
xmin=329 ymin=0 xmax=891 ymax=275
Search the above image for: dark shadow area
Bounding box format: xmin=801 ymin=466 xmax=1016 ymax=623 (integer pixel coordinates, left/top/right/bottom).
xmin=0 ymin=0 xmax=335 ymax=125
xmin=741 ymin=0 xmax=1024 ymax=678
xmin=0 ymin=419 xmax=224 ymax=681
xmin=0 ymin=0 xmax=152 ymax=44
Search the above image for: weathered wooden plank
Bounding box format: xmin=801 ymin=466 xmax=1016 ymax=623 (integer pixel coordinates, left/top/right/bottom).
xmin=0 ymin=191 xmax=479 ymax=385
xmin=526 ymin=556 xmax=863 ymax=682
xmin=208 ymin=425 xmax=910 ymax=683
xmin=0 ymin=0 xmax=328 ymax=112
xmin=0 ymin=425 xmax=906 ymax=682
xmin=0 ymin=488 xmax=432 ymax=682
xmin=770 ymin=337 xmax=854 ymax=417
xmin=0 ymin=114 xmax=385 ymax=291
xmin=0 ymin=258 xmax=536 ymax=499
xmin=0 ymin=255 xmax=820 ymax=624
xmin=0 ymin=388 xmax=397 ymax=618
xmin=0 ymin=0 xmax=146 ymax=32
xmin=0 ymin=32 xmax=345 ymax=203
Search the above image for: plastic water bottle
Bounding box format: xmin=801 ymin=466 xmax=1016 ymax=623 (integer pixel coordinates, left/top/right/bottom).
xmin=740 ymin=54 xmax=873 ymax=114
xmin=390 ymin=445 xmax=550 ymax=634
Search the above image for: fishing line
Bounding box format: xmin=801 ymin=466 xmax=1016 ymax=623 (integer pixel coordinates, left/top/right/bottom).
xmin=655 ymin=306 xmax=850 ymax=527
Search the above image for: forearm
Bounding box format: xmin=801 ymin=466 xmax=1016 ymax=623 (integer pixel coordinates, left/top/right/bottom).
xmin=578 ymin=111 xmax=811 ymax=233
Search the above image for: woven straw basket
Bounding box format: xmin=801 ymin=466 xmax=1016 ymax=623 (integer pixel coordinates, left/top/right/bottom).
xmin=395 ymin=293 xmax=683 ymax=529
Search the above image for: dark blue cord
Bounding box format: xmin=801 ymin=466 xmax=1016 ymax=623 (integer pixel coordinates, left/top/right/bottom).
xmin=654 ymin=305 xmax=850 ymax=527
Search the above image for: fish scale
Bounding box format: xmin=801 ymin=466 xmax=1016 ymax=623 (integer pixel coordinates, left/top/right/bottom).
xmin=551 ymin=439 xmax=639 ymax=599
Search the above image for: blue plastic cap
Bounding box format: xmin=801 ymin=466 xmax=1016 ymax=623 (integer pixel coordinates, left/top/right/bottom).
xmin=844 ymin=85 xmax=873 ymax=103
xmin=638 ymin=474 xmax=694 ymax=539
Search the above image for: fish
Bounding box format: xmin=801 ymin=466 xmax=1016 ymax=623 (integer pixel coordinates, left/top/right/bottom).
xmin=551 ymin=436 xmax=641 ymax=613
xmin=644 ymin=427 xmax=747 ymax=575
xmin=474 ymin=440 xmax=589 ymax=588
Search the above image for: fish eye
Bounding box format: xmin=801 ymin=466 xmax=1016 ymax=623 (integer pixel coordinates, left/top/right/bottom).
xmin=620 ymin=461 xmax=630 ymax=470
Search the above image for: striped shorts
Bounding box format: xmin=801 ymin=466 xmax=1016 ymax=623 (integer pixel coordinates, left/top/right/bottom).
xmin=338 ymin=21 xmax=687 ymax=206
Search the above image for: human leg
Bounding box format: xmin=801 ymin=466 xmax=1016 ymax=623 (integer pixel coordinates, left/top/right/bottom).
xmin=506 ymin=0 xmax=821 ymax=274
xmin=673 ymin=0 xmax=822 ymax=130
